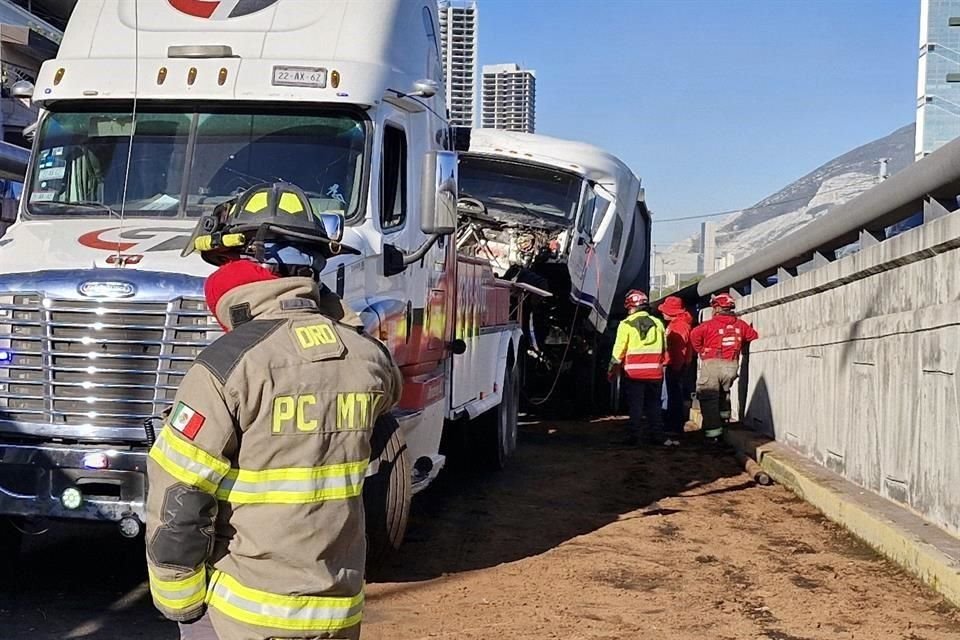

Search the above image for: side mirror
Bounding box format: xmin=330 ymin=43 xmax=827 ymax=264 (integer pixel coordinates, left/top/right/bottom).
xmin=317 ymin=212 xmax=344 ymax=243
xmin=410 ymin=78 xmax=439 ymax=98
xmin=420 ymin=150 xmax=457 ymax=235
xmin=11 ymin=81 xmax=33 ymax=100
xmin=450 ymin=126 xmax=471 ymax=152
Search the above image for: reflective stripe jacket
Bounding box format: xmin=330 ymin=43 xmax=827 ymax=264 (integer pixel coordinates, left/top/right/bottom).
xmin=690 ymin=313 xmax=759 ymax=361
xmin=145 ymin=277 xmax=402 ymax=640
xmin=610 ymin=311 xmax=666 ymax=380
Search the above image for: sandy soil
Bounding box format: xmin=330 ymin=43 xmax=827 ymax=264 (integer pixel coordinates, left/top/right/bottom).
xmin=1 ymin=417 xmax=958 ymax=640
xmin=363 ymin=417 xmax=960 ymax=640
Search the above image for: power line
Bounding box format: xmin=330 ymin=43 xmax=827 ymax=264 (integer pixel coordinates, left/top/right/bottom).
xmin=652 ymin=178 xmax=878 ymax=224
xmin=652 ymin=207 xmax=742 ymax=224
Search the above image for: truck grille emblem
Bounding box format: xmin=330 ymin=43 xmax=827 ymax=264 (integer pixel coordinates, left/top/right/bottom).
xmin=78 ymin=281 xmax=137 ymax=299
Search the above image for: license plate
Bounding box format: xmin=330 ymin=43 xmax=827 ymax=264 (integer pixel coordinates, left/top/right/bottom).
xmin=272 ymin=66 xmax=327 ymax=88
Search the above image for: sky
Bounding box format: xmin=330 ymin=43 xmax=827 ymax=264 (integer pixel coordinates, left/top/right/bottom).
xmin=476 ymin=0 xmax=920 ymax=249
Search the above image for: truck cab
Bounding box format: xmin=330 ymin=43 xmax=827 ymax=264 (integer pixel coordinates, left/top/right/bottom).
xmin=0 ymin=0 xmax=522 ymax=559
xmin=457 ymin=129 xmax=651 ymax=412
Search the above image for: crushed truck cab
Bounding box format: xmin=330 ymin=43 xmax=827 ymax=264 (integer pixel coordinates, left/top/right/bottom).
xmin=458 ymin=129 xmax=651 ymax=412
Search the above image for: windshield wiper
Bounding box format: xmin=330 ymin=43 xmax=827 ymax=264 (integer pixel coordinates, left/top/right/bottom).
xmin=35 ymin=200 xmax=121 ymax=218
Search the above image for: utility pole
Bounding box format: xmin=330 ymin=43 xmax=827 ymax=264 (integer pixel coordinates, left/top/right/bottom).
xmin=651 ymin=245 xmax=659 ymax=299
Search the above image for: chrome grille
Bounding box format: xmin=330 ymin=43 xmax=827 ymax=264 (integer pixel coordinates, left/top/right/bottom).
xmin=0 ymin=294 xmax=219 ymax=433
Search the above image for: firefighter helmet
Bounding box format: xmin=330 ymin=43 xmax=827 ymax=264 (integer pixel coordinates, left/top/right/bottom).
xmin=711 ymin=293 xmax=736 ymax=310
xmin=624 ymin=289 xmax=649 ymax=310
xmin=182 ymin=182 xmax=358 ymax=269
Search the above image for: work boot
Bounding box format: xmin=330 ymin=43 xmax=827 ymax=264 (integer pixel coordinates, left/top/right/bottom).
xmin=703 ymin=433 xmax=727 ymax=451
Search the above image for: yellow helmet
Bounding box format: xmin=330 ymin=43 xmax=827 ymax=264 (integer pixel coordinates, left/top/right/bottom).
xmin=183 ymin=182 xmax=356 ymax=267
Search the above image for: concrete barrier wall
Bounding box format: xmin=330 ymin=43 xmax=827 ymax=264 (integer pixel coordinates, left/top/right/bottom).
xmin=735 ymin=209 xmax=960 ymax=538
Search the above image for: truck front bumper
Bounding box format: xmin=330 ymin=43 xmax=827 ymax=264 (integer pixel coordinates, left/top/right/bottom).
xmin=0 ymin=443 xmax=147 ymax=522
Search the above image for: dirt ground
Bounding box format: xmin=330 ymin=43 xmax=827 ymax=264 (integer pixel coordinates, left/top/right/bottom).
xmin=2 ymin=417 xmax=959 ymax=640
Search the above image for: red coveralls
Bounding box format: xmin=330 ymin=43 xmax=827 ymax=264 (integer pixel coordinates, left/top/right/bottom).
xmin=662 ymin=309 xmax=693 ymax=434
xmin=690 ymin=313 xmax=758 ymax=438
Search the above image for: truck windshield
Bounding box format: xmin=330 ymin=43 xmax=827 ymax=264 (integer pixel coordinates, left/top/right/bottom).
xmin=25 ymin=108 xmax=366 ymax=219
xmin=458 ymin=156 xmax=583 ymax=221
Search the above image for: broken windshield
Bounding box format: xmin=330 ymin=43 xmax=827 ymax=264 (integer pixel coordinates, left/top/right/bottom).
xmin=457 ymin=156 xmax=583 ymax=222
xmin=25 ymin=107 xmax=367 ymax=219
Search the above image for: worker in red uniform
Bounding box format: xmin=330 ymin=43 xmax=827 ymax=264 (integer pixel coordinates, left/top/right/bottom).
xmin=609 ymin=290 xmax=667 ymax=446
xmin=690 ymin=293 xmax=758 ymax=445
xmin=658 ymin=296 xmax=694 ymax=444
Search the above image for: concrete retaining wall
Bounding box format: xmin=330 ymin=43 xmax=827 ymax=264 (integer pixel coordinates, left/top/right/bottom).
xmin=735 ymin=209 xmax=960 ymax=538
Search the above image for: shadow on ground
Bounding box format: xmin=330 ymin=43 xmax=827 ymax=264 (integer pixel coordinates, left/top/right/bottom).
xmin=371 ymin=416 xmax=746 ymax=583
xmin=0 ymin=526 xmax=174 ymax=639
xmin=0 ymin=417 xmax=746 ymax=637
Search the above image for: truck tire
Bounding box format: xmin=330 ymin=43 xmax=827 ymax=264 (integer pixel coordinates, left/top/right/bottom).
xmin=479 ymin=361 xmax=519 ymax=470
xmin=364 ymin=415 xmax=411 ymax=571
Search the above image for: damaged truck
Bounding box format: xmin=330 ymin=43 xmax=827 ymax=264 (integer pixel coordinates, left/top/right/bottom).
xmin=457 ymin=129 xmax=652 ymax=414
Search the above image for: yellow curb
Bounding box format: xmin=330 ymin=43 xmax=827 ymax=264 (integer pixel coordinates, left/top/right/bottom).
xmin=725 ymin=429 xmax=960 ymax=608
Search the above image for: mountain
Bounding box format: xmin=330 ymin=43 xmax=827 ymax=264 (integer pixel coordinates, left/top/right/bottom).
xmin=661 ymin=123 xmax=916 ymax=274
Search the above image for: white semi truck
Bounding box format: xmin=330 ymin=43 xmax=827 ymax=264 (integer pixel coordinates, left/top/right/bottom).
xmin=457 ymin=129 xmax=651 ymax=413
xmin=0 ymin=0 xmax=525 ymax=561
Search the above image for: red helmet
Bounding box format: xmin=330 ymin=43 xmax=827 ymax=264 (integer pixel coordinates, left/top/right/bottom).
xmin=711 ymin=293 xmax=736 ymax=310
xmin=624 ymin=289 xmax=649 ymax=310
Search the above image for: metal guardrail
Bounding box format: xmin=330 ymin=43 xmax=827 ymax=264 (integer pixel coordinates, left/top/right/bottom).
xmin=697 ymin=134 xmax=960 ymax=297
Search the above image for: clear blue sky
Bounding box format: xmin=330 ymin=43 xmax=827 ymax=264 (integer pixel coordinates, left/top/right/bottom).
xmin=477 ymin=0 xmax=920 ymax=247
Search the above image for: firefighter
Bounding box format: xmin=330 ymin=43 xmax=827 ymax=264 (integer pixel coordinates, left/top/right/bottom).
xmin=658 ymin=295 xmax=693 ymax=443
xmin=145 ymin=183 xmax=403 ymax=640
xmin=690 ymin=293 xmax=758 ymax=445
xmin=608 ymin=290 xmax=667 ymax=446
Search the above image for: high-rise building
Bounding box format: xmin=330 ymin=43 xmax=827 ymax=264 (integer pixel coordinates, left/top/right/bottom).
xmin=481 ymin=63 xmax=536 ymax=133
xmin=438 ymin=0 xmax=478 ymax=128
xmin=915 ymin=0 xmax=960 ymax=159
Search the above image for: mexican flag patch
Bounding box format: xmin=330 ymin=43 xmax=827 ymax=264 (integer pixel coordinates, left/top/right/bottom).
xmin=169 ymin=402 xmax=205 ymax=440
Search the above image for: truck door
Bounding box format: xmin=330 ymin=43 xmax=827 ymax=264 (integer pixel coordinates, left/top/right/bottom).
xmin=375 ymin=108 xmax=452 ymax=378
xmin=568 ymin=182 xmax=615 ymax=332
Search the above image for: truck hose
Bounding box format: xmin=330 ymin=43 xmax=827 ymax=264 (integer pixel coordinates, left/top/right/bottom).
xmin=143 ymin=417 xmax=157 ymax=447
xmin=526 ymin=246 xmax=596 ymax=406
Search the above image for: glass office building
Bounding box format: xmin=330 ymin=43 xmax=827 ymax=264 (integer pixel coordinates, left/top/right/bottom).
xmin=916 ymin=0 xmax=960 ymax=159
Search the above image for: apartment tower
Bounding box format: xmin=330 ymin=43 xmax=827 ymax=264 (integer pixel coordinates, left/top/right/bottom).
xmin=438 ymin=0 xmax=479 ymax=128
xmin=481 ymin=63 xmax=536 ymax=133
